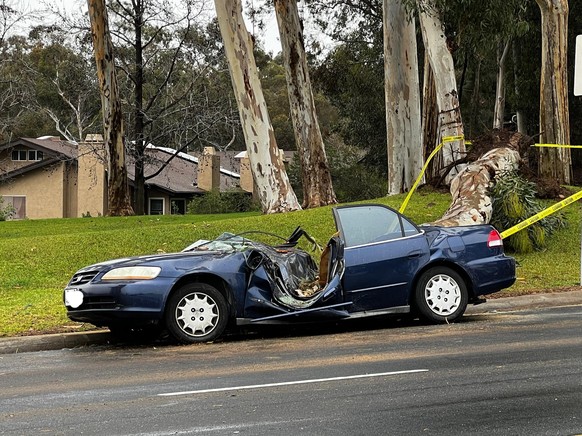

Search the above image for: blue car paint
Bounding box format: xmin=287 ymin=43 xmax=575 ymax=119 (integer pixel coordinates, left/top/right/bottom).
xmin=341 ymin=233 xmax=431 ymax=310
xmin=65 ymin=204 xmax=516 ymax=334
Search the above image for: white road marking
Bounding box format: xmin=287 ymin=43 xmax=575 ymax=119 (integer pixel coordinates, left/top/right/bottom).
xmin=158 ymin=369 xmax=429 ymax=397
xmin=126 ymin=419 xmax=313 ymax=435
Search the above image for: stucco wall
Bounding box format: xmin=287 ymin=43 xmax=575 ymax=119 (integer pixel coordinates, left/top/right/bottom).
xmin=64 ymin=161 xmax=78 ymax=218
xmin=77 ymin=144 xmax=107 ymax=218
xmin=0 ymin=162 xmax=69 ymax=219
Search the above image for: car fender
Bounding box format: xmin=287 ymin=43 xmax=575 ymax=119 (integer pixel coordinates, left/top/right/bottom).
xmin=162 ymin=270 xmax=247 ymax=321
xmin=410 ymin=257 xmax=476 ymax=304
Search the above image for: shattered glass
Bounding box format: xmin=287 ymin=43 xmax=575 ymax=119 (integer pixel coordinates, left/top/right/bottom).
xmin=182 ymin=230 xmax=334 ymax=310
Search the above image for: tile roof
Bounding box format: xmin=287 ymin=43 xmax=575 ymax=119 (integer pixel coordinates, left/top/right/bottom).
xmin=1 ymin=137 xmax=243 ymax=194
xmin=128 ymin=145 xmax=241 ymax=194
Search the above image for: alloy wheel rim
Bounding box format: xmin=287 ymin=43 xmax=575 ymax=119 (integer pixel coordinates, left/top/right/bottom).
xmin=424 ymin=274 xmax=461 ymax=315
xmin=176 ymin=292 xmax=219 ymax=337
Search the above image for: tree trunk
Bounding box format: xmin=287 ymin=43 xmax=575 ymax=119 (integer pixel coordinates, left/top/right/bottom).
xmin=417 ymin=0 xmax=465 ymax=183
xmin=469 ymin=59 xmax=481 ymax=138
xmin=422 ymin=53 xmax=439 ymax=183
xmin=493 ymin=39 xmax=510 ymax=130
xmin=512 ymin=40 xmax=527 ymax=135
xmin=87 ymin=0 xmax=133 ymax=216
xmin=432 ymin=146 xmax=521 ymax=226
xmin=133 ymin=0 xmax=146 ymax=215
xmin=383 ymin=0 xmax=422 ymax=194
xmin=536 ymin=0 xmax=571 ymax=184
xmin=273 ymin=0 xmax=336 ymax=208
xmin=214 ymin=0 xmax=301 ymax=214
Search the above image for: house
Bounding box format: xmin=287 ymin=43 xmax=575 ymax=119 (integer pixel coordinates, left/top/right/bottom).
xmin=0 ymin=136 xmax=253 ymax=219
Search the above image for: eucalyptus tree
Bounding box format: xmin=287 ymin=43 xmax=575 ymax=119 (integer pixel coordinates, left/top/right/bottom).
xmin=214 ymin=0 xmax=301 ymax=213
xmin=273 ymin=0 xmax=336 ymax=208
xmin=428 ymin=0 xmax=570 ymax=183
xmin=383 ymin=0 xmax=422 ymax=194
xmin=103 ymin=0 xmax=191 ymax=214
xmin=416 ymin=0 xmax=464 ymax=182
xmin=87 ymin=0 xmax=133 ymax=216
xmin=103 ymin=0 xmax=241 ymax=215
xmin=536 ymin=0 xmax=570 ymax=184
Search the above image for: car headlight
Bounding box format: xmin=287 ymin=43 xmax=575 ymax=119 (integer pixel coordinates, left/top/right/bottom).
xmin=101 ymin=266 xmax=162 ymax=281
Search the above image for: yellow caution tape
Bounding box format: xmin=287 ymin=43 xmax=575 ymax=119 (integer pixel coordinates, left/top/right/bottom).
xmin=442 ymin=135 xmax=464 ymax=143
xmin=533 ymin=143 xmax=582 ymax=149
xmin=399 ymin=135 xmax=465 ymax=214
xmin=500 ymin=189 xmax=582 ymax=239
xmin=401 ymin=139 xmax=581 ymax=236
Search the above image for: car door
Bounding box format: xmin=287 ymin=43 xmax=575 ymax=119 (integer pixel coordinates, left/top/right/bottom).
xmin=333 ymin=204 xmax=430 ymax=311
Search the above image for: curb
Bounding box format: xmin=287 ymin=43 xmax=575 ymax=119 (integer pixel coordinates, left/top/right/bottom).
xmin=0 ymin=331 xmax=111 ymax=355
xmin=466 ymin=289 xmax=582 ymax=314
xmin=1 ymin=290 xmax=581 ymax=354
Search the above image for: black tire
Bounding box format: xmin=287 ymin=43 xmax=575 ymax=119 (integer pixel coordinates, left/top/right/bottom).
xmin=165 ymin=283 xmax=229 ymax=343
xmin=414 ymin=266 xmax=468 ymax=323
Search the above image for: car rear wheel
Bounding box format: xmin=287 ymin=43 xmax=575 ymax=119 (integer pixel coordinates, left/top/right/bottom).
xmin=415 ymin=267 xmax=468 ymax=323
xmin=165 ymin=283 xmax=228 ymax=343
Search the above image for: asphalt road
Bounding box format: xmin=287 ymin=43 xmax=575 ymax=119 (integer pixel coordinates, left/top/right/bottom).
xmin=1 ymin=305 xmax=581 ymax=435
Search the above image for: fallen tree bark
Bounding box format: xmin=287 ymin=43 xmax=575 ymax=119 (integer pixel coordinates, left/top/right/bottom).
xmin=431 ymin=147 xmax=521 ymax=226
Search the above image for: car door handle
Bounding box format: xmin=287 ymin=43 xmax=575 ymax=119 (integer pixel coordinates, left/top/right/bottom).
xmin=407 ymin=250 xmax=422 ymax=258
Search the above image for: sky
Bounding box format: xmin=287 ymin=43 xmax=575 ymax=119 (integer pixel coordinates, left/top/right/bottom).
xmin=18 ymin=0 xmax=284 ymax=55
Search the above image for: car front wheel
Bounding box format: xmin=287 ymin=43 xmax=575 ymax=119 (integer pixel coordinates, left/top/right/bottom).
xmin=415 ymin=267 xmax=468 ymax=323
xmin=165 ymin=283 xmax=229 ymax=343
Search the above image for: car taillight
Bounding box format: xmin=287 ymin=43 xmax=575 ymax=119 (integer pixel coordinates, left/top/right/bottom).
xmin=487 ymin=229 xmax=503 ymax=248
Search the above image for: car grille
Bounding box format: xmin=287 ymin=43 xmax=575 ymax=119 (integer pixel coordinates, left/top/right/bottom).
xmin=81 ymin=296 xmax=117 ymax=310
xmin=68 ymin=270 xmax=99 ymax=286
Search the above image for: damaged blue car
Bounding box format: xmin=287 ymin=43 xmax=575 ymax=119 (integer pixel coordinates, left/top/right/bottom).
xmin=63 ymin=204 xmax=516 ymax=343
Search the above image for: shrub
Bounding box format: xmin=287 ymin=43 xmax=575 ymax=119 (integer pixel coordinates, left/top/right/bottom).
xmin=490 ymin=171 xmax=566 ymax=253
xmin=187 ymin=190 xmax=260 ymax=214
xmin=0 ymin=196 xmax=15 ymax=221
xmin=287 ymin=134 xmax=387 ymax=204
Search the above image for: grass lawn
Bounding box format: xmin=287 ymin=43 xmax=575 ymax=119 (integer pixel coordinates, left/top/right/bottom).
xmin=1 ymin=188 xmax=580 ymax=337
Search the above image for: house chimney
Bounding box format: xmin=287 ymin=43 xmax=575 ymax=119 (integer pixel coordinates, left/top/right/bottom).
xmin=239 ymin=155 xmax=254 ymax=194
xmin=198 ymin=146 xmax=220 ymax=191
xmin=77 ymin=137 xmax=107 ymax=217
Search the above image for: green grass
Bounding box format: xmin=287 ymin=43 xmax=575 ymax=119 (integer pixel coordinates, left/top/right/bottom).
xmin=0 ymin=188 xmax=579 ymax=337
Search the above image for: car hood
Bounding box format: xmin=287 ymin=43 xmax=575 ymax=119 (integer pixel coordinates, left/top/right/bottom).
xmin=74 ymin=250 xmax=235 ymax=274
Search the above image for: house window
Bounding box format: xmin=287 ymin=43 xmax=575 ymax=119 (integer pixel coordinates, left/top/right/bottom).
xmin=170 ymin=199 xmax=186 ymax=215
xmin=28 ymin=150 xmax=43 ymax=161
xmin=11 ymin=149 xmax=43 ymax=161
xmin=11 ymin=150 xmax=27 ymax=161
xmin=2 ymin=196 xmax=26 ymax=220
xmin=149 ymin=198 xmax=164 ymax=215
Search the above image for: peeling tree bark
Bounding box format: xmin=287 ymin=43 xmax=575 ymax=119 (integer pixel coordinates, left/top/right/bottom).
xmin=417 ymin=0 xmax=465 ymax=183
xmin=274 ymin=0 xmax=336 ymax=208
xmin=383 ymin=0 xmax=422 ymax=194
xmin=431 ymin=146 xmax=521 ymax=227
xmin=422 ymin=53 xmax=439 ymax=183
xmin=214 ymin=0 xmax=301 ymax=214
xmin=87 ymin=0 xmax=133 ymax=216
xmin=536 ymin=0 xmax=571 ymax=184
